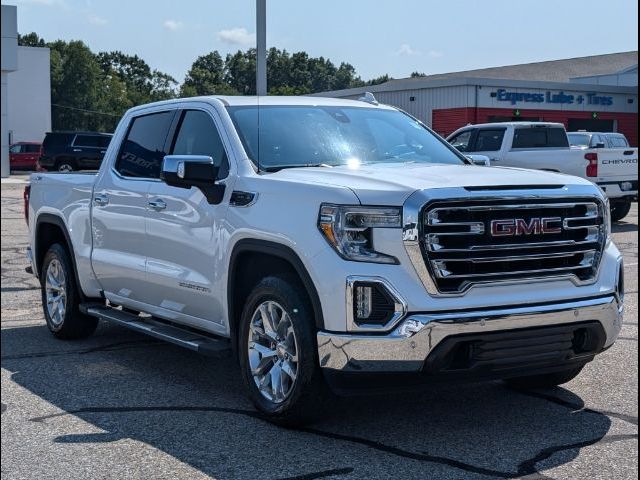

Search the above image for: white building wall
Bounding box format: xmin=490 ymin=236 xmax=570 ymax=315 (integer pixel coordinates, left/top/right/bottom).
xmin=7 ymin=46 xmax=52 ymax=143
xmin=336 ymin=85 xmax=475 ymax=125
xmin=1 ymin=4 xmax=18 ymax=178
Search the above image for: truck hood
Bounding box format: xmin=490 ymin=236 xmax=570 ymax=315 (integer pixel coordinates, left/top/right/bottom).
xmin=272 ymin=163 xmax=591 ymax=205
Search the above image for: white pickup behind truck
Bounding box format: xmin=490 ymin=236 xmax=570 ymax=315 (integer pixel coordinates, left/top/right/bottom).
xmin=447 ymin=122 xmax=638 ymax=221
xmin=25 ymin=97 xmax=624 ymax=424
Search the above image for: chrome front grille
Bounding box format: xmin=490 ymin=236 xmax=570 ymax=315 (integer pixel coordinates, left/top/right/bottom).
xmin=419 ymin=198 xmax=606 ymax=294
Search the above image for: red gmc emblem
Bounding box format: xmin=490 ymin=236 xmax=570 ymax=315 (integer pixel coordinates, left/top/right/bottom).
xmin=490 ymin=217 xmax=562 ymax=236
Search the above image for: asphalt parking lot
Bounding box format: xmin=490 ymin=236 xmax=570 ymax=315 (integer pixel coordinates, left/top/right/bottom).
xmin=1 ymin=180 xmax=637 ymax=480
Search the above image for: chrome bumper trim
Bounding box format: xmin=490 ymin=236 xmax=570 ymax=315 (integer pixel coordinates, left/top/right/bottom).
xmin=317 ymin=296 xmax=622 ymax=373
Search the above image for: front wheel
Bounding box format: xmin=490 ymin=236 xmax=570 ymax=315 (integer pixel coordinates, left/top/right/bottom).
xmin=40 ymin=243 xmax=98 ymax=339
xmin=238 ymin=276 xmax=329 ymax=426
xmin=610 ymin=200 xmax=632 ymax=222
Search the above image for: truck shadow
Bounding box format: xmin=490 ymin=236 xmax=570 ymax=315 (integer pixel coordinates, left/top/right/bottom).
xmin=1 ymin=323 xmax=624 ymax=479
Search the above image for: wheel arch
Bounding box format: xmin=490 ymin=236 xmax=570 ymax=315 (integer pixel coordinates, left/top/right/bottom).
xmin=227 ymin=239 xmax=325 ymax=352
xmin=35 ymin=213 xmax=87 ymax=302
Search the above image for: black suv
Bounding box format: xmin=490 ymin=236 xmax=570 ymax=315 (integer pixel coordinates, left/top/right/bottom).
xmin=38 ymin=132 xmax=113 ymax=172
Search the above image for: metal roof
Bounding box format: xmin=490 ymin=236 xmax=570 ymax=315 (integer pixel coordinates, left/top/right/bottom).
xmin=317 ymin=51 xmax=638 ymax=97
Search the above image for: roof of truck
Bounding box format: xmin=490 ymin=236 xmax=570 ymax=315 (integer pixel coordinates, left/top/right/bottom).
xmin=128 ymin=95 xmax=397 ymax=113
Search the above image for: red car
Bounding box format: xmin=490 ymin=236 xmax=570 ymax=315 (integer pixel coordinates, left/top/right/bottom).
xmin=9 ymin=142 xmax=43 ymax=171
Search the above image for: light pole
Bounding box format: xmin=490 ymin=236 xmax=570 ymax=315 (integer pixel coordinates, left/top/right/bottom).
xmin=256 ymin=0 xmax=267 ymax=96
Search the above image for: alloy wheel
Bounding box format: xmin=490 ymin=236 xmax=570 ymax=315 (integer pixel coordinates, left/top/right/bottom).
xmin=247 ymin=300 xmax=299 ymax=403
xmin=45 ymin=258 xmax=67 ymax=326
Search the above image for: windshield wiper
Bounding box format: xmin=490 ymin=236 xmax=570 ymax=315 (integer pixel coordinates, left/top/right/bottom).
xmin=262 ymin=163 xmax=334 ymax=172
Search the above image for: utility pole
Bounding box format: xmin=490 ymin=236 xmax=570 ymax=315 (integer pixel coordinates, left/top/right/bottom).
xmin=256 ymin=0 xmax=267 ymax=96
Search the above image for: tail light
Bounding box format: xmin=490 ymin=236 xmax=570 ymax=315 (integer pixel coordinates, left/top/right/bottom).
xmin=585 ymin=152 xmax=598 ymax=177
xmin=23 ymin=184 xmax=31 ymax=224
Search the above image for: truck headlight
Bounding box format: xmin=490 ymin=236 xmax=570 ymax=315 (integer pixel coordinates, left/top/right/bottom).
xmin=318 ymin=204 xmax=401 ymax=264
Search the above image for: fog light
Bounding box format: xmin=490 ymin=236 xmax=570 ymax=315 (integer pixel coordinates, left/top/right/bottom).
xmin=349 ymin=279 xmax=406 ymax=329
xmin=355 ymin=285 xmax=373 ymax=320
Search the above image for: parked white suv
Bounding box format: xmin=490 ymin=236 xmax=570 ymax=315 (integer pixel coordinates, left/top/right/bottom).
xmin=26 ymin=97 xmax=624 ymax=424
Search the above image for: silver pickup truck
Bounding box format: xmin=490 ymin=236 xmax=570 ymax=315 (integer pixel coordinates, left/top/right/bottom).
xmin=25 ymin=96 xmax=624 ymax=425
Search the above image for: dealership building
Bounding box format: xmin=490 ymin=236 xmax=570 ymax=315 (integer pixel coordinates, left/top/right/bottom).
xmin=317 ymin=51 xmax=638 ymax=146
xmin=1 ymin=4 xmax=52 ymax=178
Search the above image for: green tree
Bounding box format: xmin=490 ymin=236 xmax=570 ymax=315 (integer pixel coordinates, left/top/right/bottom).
xmin=18 ymin=32 xmax=46 ymax=47
xmin=49 ymin=40 xmax=108 ymax=131
xmin=180 ymin=51 xmax=234 ymax=96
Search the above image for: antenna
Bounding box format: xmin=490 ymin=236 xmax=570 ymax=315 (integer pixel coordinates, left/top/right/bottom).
xmin=358 ymin=92 xmax=379 ymax=106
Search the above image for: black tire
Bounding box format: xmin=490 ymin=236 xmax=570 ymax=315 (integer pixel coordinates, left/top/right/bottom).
xmin=610 ymin=200 xmax=632 ymax=222
xmin=40 ymin=243 xmax=98 ymax=339
xmin=238 ymin=275 xmax=329 ymax=426
xmin=55 ymin=159 xmax=75 ymax=173
xmin=505 ymin=365 xmax=584 ymax=389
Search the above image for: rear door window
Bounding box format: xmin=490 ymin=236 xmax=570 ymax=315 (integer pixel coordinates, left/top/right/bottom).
xmin=608 ymin=136 xmax=628 ymax=148
xmin=74 ymin=135 xmax=102 ymax=147
xmin=474 ymin=129 xmax=505 ymax=152
xmin=24 ymin=144 xmax=41 ymax=153
xmin=512 ymin=127 xmax=569 ymax=149
xmin=116 ymin=111 xmax=175 ymax=178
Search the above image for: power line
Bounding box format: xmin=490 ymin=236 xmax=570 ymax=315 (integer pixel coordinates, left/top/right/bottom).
xmin=51 ymin=103 xmax=121 ymax=117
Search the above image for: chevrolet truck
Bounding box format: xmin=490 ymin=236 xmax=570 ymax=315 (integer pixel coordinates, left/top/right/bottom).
xmin=26 ymin=96 xmax=624 ymax=425
xmin=447 ymin=122 xmax=638 ymax=221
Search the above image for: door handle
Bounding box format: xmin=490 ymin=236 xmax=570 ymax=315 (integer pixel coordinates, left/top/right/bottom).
xmin=148 ymin=199 xmax=167 ymax=211
xmin=73 ymin=148 xmax=82 ymax=152
xmin=94 ymin=194 xmax=109 ymax=206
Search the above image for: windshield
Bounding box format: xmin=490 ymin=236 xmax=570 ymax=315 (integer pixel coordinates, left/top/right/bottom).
xmin=226 ymin=105 xmax=466 ymax=170
xmin=567 ymin=133 xmax=590 ymax=147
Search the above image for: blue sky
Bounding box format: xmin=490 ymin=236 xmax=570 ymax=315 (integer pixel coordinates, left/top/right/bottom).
xmin=3 ymin=0 xmax=638 ymax=84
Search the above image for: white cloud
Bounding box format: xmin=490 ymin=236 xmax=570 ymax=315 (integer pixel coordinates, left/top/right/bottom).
xmin=427 ymin=50 xmax=444 ymax=58
xmin=163 ymin=20 xmax=184 ymax=31
xmin=87 ymin=14 xmax=107 ymax=26
xmin=217 ymin=27 xmax=255 ymax=46
xmin=396 ymin=44 xmax=421 ymax=56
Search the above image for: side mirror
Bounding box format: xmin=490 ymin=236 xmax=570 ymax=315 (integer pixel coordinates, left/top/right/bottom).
xmin=161 ymin=155 xmax=225 ymax=204
xmin=466 ymin=154 xmax=491 ymax=167
xmin=594 ymin=142 xmax=606 ymax=149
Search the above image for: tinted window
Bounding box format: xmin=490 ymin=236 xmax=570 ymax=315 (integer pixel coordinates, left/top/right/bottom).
xmin=43 ymin=133 xmax=74 ymax=150
xmin=512 ymin=127 xmax=569 ymax=148
xmin=474 ymin=129 xmax=505 ymax=152
xmin=24 ymin=144 xmax=41 ymax=153
xmin=74 ymin=135 xmax=102 ymax=147
xmin=172 ymin=110 xmax=229 ymax=178
xmin=448 ymin=130 xmax=474 ymax=152
xmin=227 ymin=106 xmax=464 ymax=170
xmin=116 ymin=111 xmax=174 ymax=178
xmin=97 ymin=136 xmax=112 ymax=148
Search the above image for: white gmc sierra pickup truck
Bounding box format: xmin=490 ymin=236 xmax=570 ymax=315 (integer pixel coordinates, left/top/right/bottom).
xmin=26 ymin=96 xmax=624 ymax=424
xmin=447 ymin=122 xmax=638 ymax=221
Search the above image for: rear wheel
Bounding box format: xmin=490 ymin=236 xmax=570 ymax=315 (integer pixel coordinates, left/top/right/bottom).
xmin=56 ymin=160 xmax=75 ymax=172
xmin=610 ymin=200 xmax=632 ymax=222
xmin=238 ymin=275 xmax=329 ymax=426
xmin=40 ymin=243 xmax=98 ymax=339
xmin=505 ymin=365 xmax=584 ymax=389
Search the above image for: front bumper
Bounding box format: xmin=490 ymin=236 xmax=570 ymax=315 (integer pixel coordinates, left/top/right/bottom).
xmin=597 ymin=181 xmax=638 ymax=201
xmin=317 ymin=295 xmax=622 ymax=374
